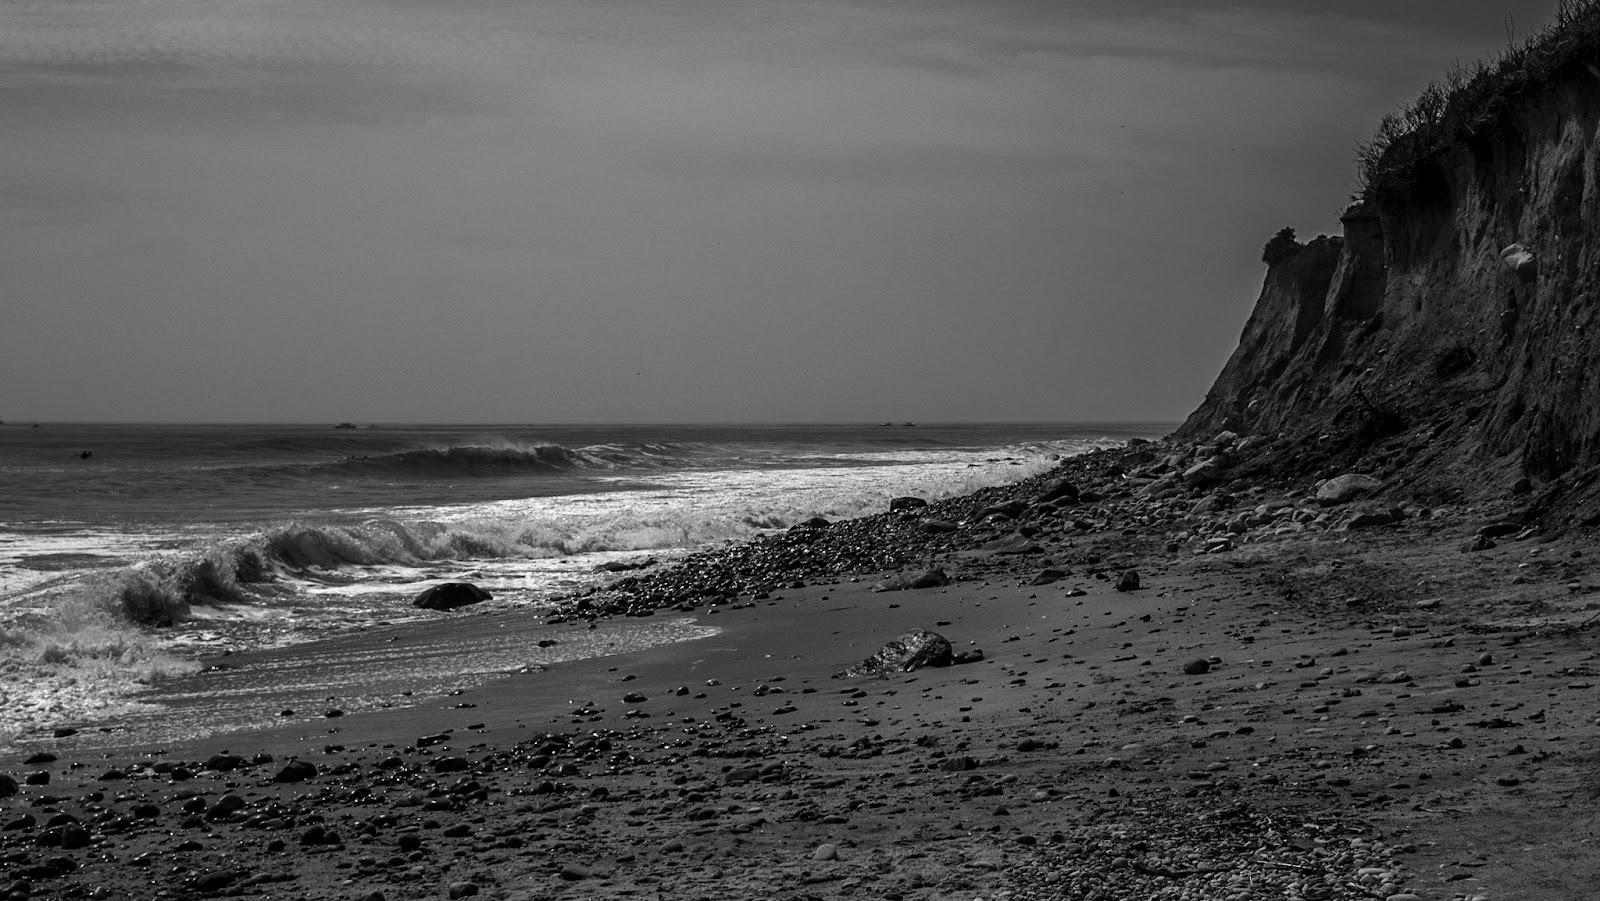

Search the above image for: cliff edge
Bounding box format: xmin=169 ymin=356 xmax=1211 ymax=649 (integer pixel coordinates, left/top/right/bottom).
xmin=1178 ymin=11 xmax=1600 ymax=527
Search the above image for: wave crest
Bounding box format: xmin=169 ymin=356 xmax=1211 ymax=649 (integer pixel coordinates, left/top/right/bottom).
xmin=320 ymin=444 xmax=593 ymax=477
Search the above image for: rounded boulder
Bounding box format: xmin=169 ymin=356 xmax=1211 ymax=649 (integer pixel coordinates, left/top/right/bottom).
xmin=413 ymin=582 xmax=492 ymax=611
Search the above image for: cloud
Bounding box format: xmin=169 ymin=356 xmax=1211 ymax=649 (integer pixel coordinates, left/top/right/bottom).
xmin=0 ymin=0 xmax=527 ymax=125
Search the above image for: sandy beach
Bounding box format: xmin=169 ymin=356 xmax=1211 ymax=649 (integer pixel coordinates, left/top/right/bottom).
xmin=4 ymin=440 xmax=1597 ymax=900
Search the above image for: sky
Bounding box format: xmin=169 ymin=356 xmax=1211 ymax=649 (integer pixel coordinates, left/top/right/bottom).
xmin=0 ymin=0 xmax=1565 ymax=423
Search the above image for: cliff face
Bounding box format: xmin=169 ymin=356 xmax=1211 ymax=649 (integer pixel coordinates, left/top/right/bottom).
xmin=1179 ymin=69 xmax=1600 ymax=518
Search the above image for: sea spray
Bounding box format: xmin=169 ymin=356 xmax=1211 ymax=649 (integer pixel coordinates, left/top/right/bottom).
xmin=0 ymin=585 xmax=199 ymax=747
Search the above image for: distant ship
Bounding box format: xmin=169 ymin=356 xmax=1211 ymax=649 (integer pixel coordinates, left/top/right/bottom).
xmin=900 ymin=422 xmax=916 ymax=428
xmin=333 ymin=422 xmax=358 ymax=430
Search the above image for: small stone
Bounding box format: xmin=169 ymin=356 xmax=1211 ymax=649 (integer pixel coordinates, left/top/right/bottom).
xmin=813 ymin=843 xmax=839 ymax=861
xmin=982 ymin=534 xmax=1042 ymax=555
xmin=1183 ymin=659 xmax=1211 ymax=675
xmin=191 ymin=871 xmax=237 ymax=893
xmin=447 ymin=882 xmax=480 ymax=898
xmin=205 ymin=754 xmax=245 ymax=772
xmin=58 ymin=824 xmax=91 ymax=850
xmin=558 ymin=863 xmax=592 ymax=881
xmin=622 ymin=691 xmax=647 ymax=704
xmin=1345 ymin=510 xmax=1398 ymax=530
xmin=1115 ymin=570 xmax=1141 ymax=592
xmin=204 ymin=794 xmax=247 ymax=821
xmin=1030 ymin=569 xmax=1068 ymax=587
xmin=273 ymin=760 xmax=317 ymax=783
xmin=1316 ymin=473 xmax=1382 ymax=505
xmin=1500 ymin=242 xmax=1537 ymax=282
xmin=299 ymin=826 xmax=329 ymax=846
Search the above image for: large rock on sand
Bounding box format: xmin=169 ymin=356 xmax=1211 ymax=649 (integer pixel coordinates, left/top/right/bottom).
xmin=1316 ymin=473 xmax=1382 ymax=505
xmin=414 ymin=582 xmax=492 ymax=611
xmin=871 ymin=569 xmax=949 ymax=592
xmin=837 ymin=629 xmax=953 ymax=677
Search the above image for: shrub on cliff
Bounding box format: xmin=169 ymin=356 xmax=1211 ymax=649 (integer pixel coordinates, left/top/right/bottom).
xmin=1262 ymin=227 xmax=1302 ymax=265
xmin=1356 ymin=0 xmax=1600 ymax=202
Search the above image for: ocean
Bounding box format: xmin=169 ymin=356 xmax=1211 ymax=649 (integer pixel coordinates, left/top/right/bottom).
xmin=0 ymin=421 xmax=1166 ymax=750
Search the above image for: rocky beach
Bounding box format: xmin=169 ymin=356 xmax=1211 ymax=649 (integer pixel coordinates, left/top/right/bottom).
xmin=4 ymin=435 xmax=1597 ymax=900
xmin=13 ymin=5 xmax=1600 ymax=900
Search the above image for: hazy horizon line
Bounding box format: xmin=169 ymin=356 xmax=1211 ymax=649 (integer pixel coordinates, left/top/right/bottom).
xmin=0 ymin=418 xmax=1182 ymax=428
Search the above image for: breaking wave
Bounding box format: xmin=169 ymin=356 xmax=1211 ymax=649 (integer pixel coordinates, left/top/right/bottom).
xmin=313 ymin=443 xmax=612 ymax=478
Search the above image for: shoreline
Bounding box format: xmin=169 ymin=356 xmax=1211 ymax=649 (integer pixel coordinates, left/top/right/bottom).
xmin=1 ymin=423 xmax=1124 ymax=751
xmin=3 ymin=439 xmax=1596 ymax=899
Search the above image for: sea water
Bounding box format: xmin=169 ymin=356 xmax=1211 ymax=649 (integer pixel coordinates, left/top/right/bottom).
xmin=0 ymin=422 xmax=1164 ymax=748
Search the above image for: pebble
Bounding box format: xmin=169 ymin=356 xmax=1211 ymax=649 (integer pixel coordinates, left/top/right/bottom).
xmin=273 ymin=760 xmax=318 ymax=783
xmin=813 ymin=843 xmax=839 ymax=861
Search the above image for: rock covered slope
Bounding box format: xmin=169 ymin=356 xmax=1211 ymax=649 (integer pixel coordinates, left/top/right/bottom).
xmin=1177 ymin=50 xmax=1600 ymax=526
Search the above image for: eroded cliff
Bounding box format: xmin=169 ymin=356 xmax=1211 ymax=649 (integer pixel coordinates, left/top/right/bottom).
xmin=1179 ymin=56 xmax=1600 ymax=523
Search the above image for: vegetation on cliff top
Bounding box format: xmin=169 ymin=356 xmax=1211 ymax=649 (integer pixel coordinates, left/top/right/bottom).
xmin=1260 ymin=227 xmax=1302 ymax=266
xmin=1357 ymin=0 xmax=1600 ymax=202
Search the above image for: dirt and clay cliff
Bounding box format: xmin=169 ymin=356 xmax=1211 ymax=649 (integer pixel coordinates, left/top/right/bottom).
xmin=1178 ymin=52 xmax=1600 ymax=530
